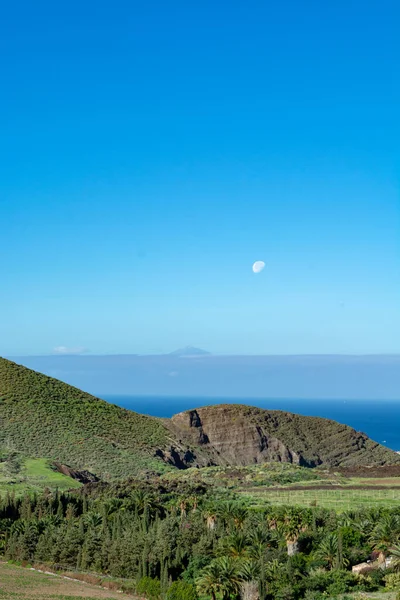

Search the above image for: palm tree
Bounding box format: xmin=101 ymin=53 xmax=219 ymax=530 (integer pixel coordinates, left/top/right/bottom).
xmin=280 ymin=508 xmax=305 ymax=556
xmin=189 ymin=494 xmax=199 ymax=512
xmin=338 ymin=511 xmax=358 ymax=528
xmin=218 ymin=502 xmax=248 ymax=531
xmin=248 ymin=528 xmax=275 ymax=560
xmin=196 ymin=557 xmax=243 ymax=600
xmin=220 ymin=532 xmax=249 ymax=558
xmin=246 ymin=527 xmax=274 ymax=600
xmin=355 ymin=518 xmax=374 ymax=538
xmin=266 ymin=506 xmax=285 ymax=531
xmin=370 ymin=514 xmax=400 ymax=567
xmin=388 ymin=543 xmax=400 ymax=571
xmin=264 ymin=559 xmax=285 ymax=582
xmin=314 ymin=532 xmax=340 ymax=570
xmin=196 ymin=561 xmax=222 ymax=600
xmin=101 ymin=498 xmax=122 ymax=520
xmin=84 ymin=512 xmax=103 ymax=529
xmin=247 ymin=509 xmax=267 ymax=527
xmin=42 ymin=514 xmax=62 ymax=528
xmin=232 ymin=506 xmax=248 ymax=530
xmin=178 ymin=496 xmax=188 ymax=519
xmin=240 ymin=561 xmax=261 ymax=600
xmin=338 ymin=511 xmax=374 ymax=538
xmin=123 ymin=489 xmax=162 ymax=522
xmin=203 ymin=502 xmax=219 ymax=531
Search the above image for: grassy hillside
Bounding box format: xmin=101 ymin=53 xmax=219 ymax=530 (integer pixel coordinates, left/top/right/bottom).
xmin=0 ymin=456 xmax=81 ymax=495
xmin=0 ymin=357 xmax=398 ymax=483
xmin=0 ymin=358 xmax=170 ymax=479
xmin=242 ymin=405 xmax=400 ymax=467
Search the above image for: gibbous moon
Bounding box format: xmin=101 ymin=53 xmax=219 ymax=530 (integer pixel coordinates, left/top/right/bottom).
xmin=252 ymin=261 xmax=265 ymax=274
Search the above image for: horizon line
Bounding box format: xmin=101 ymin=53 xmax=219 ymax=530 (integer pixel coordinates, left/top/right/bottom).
xmin=5 ymin=353 xmax=400 ymax=359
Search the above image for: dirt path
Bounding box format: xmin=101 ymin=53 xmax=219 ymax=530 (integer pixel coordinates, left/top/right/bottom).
xmin=0 ymin=561 xmax=135 ymax=599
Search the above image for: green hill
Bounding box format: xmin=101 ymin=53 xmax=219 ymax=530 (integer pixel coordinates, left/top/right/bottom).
xmin=0 ymin=357 xmax=169 ymax=479
xmin=0 ymin=357 xmax=398 ymax=481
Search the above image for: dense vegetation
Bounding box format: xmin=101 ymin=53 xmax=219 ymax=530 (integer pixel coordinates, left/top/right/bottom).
xmin=2 ymin=482 xmax=400 ymax=600
xmin=0 ymin=358 xmax=169 ymax=478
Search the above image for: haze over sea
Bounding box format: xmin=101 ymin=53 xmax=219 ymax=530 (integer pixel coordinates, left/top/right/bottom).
xmin=103 ymin=396 xmax=400 ymax=453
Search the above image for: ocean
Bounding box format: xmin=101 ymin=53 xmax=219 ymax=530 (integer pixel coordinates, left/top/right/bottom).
xmin=102 ymin=396 xmax=400 ymax=452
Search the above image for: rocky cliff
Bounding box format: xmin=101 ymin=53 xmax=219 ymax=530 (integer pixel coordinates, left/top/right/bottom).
xmin=163 ymin=404 xmax=398 ymax=469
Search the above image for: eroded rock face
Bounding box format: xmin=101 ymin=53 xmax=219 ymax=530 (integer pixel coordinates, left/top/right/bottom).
xmin=168 ymin=405 xmax=302 ymax=467
xmin=163 ymin=404 xmax=398 ymax=469
xmin=154 ymin=447 xmax=199 ymax=469
xmin=52 ymin=462 xmax=100 ymax=484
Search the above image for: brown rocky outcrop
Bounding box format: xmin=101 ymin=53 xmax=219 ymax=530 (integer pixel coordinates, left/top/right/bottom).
xmin=52 ymin=462 xmax=100 ymax=484
xmin=168 ymin=406 xmax=301 ymax=466
xmin=162 ymin=404 xmax=400 ymax=469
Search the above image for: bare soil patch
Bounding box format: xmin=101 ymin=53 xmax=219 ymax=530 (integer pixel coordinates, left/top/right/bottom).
xmin=332 ymin=465 xmax=400 ymax=478
xmin=0 ymin=561 xmax=133 ymax=599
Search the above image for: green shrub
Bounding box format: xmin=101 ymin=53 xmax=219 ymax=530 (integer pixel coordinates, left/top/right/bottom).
xmin=304 ymin=591 xmax=326 ymax=600
xmin=327 ymin=570 xmax=361 ymax=596
xmin=274 ymin=584 xmax=296 ymax=600
xmin=365 ymin=567 xmax=385 ymax=589
xmin=182 ymin=557 xmax=211 ymax=583
xmin=166 ymin=580 xmax=197 ymax=600
xmin=307 ymin=569 xmax=360 ymax=595
xmin=385 ymin=571 xmax=400 ymax=590
xmin=137 ymin=576 xmax=162 ymax=600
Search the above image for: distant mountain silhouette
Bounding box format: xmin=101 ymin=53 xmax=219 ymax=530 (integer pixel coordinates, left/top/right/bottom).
xmin=168 ymin=346 xmax=211 ymax=357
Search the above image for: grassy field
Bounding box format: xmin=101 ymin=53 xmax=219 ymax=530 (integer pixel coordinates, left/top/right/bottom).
xmin=161 ymin=463 xmax=400 ymax=511
xmin=238 ymin=476 xmax=400 ymax=510
xmin=0 ymin=458 xmax=81 ymax=495
xmin=241 ymin=487 xmax=400 ymax=510
xmin=0 ymin=561 xmax=134 ymax=599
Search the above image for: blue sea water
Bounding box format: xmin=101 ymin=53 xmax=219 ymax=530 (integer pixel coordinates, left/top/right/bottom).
xmin=102 ymin=396 xmax=400 ymax=452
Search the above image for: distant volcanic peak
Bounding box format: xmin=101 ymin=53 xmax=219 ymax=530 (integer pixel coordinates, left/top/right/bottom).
xmin=169 ymin=346 xmax=211 ymax=357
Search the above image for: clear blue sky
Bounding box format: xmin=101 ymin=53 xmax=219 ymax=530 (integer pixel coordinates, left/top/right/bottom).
xmin=1 ymin=0 xmax=399 ymax=356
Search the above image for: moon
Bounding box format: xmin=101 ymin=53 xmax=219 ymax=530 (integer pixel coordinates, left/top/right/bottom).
xmin=252 ymin=261 xmax=265 ymax=274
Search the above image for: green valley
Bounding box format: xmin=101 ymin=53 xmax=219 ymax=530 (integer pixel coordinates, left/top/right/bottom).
xmin=2 ymin=358 xmax=400 ymax=600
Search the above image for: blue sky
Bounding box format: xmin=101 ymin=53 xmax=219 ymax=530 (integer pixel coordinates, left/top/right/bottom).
xmin=1 ymin=0 xmax=399 ymax=356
